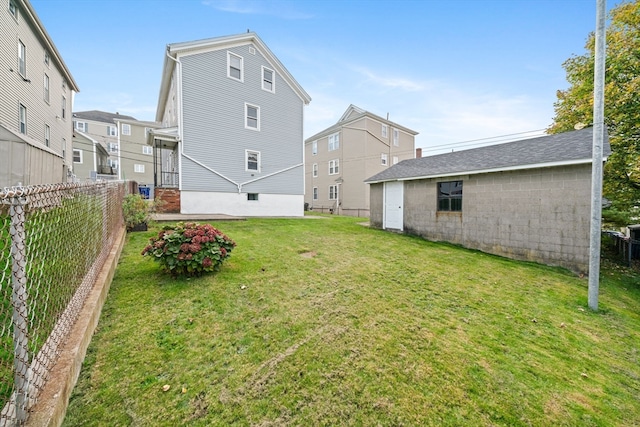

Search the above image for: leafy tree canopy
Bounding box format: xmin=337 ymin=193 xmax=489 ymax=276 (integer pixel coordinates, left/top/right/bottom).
xmin=549 ymin=1 xmax=640 ymax=210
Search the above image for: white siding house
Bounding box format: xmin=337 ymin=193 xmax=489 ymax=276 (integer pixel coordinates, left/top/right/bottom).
xmin=151 ymin=32 xmax=311 ymax=216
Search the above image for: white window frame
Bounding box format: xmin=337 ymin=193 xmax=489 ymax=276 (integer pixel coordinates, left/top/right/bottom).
xmin=382 ymin=124 xmax=388 ymax=138
xmin=312 ymin=140 xmax=317 ymax=155
xmin=247 ymin=193 xmax=259 ymax=201
xmin=44 ymin=74 xmax=50 ymax=103
xmin=381 ymin=153 xmax=388 ymax=166
xmin=312 ymin=163 xmax=318 ymax=177
xmin=108 ymin=159 xmax=118 ymax=169
xmin=134 ymin=164 xmax=145 ymax=173
xmin=61 ymin=96 xmax=66 ymax=120
xmin=107 ymin=125 xmax=117 ymax=136
xmin=9 ymin=0 xmax=17 ymax=19
xmin=227 ymin=51 xmax=244 ymax=82
xmin=246 ymin=149 xmax=260 ymax=172
xmin=122 ymin=123 xmax=131 ymax=136
xmin=75 ymin=121 xmax=87 ymax=132
xmin=19 ymin=103 xmax=26 ymax=134
xmin=328 ymin=133 xmax=339 ymax=151
xmin=245 ymin=103 xmax=260 ymax=131
xmin=44 ymin=124 xmax=50 ymax=147
xmin=313 ymin=187 xmax=318 ymax=200
xmin=108 ymin=142 xmax=118 ymax=153
xmin=393 ymin=129 xmax=399 ymax=146
xmin=329 ymin=185 xmax=338 ymax=200
xmin=328 ymin=159 xmax=339 ymax=175
xmin=142 ymin=146 xmax=153 ymax=155
xmin=18 ymin=40 xmax=26 ymax=77
xmin=393 ymin=156 xmax=399 ymax=165
xmin=44 ymin=51 xmax=49 ymax=66
xmin=73 ymin=149 xmax=83 ymax=164
xmin=262 ymin=66 xmax=275 ymax=93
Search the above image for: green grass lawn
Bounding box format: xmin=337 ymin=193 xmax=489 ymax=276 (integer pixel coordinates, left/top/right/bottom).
xmin=63 ymin=215 xmax=640 ymax=426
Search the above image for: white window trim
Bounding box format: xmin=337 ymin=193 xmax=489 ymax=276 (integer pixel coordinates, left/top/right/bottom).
xmin=312 ymin=163 xmax=318 ymax=177
xmin=261 ymin=66 xmax=275 ymax=93
xmin=61 ymin=96 xmax=66 ymax=120
xmin=121 ymin=123 xmax=131 ymax=136
xmin=382 ymin=124 xmax=388 ymax=138
xmin=44 ymin=74 xmax=50 ymax=103
xmin=381 ymin=153 xmax=388 ymax=166
xmin=75 ymin=121 xmax=87 ymax=132
xmin=134 ymin=164 xmax=145 ymax=173
xmin=9 ymin=0 xmax=17 ymax=19
xmin=393 ymin=156 xmax=399 ymax=165
xmin=73 ymin=149 xmax=83 ymax=164
xmin=312 ymin=140 xmax=317 ymax=156
xmin=18 ymin=40 xmax=26 ymax=77
xmin=107 ymin=125 xmax=117 ymax=136
xmin=245 ymin=103 xmax=260 ymax=131
xmin=328 ymin=133 xmax=339 ymax=151
xmin=393 ymin=129 xmax=399 ymax=146
xmin=328 ymin=159 xmax=339 ymax=175
xmin=44 ymin=124 xmax=50 ymax=147
xmin=19 ymin=103 xmax=26 ymax=134
xmin=245 ymin=149 xmax=260 ymax=172
xmin=142 ymin=146 xmax=153 ymax=155
xmin=227 ymin=51 xmax=244 ymax=82
xmin=329 ymin=185 xmax=338 ymax=200
xmin=313 ymin=187 xmax=318 ymax=200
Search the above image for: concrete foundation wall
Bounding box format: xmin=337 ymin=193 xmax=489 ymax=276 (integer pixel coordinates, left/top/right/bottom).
xmin=371 ymin=164 xmax=592 ymax=273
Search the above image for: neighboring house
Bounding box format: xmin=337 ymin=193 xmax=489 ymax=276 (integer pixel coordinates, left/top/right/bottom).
xmin=305 ymin=104 xmax=418 ymax=217
xmin=365 ymin=127 xmax=610 ymax=273
xmin=151 ymin=31 xmax=311 ymax=216
xmin=0 ymin=0 xmax=79 ymax=187
xmin=72 ymin=129 xmax=109 ymax=180
xmin=72 ymin=111 xmax=157 ymax=185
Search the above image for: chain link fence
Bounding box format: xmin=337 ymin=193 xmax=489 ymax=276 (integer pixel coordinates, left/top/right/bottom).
xmin=0 ymin=181 xmax=125 ymax=426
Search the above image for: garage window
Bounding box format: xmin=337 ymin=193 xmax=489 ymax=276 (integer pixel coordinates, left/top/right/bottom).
xmin=437 ymin=181 xmax=462 ymax=211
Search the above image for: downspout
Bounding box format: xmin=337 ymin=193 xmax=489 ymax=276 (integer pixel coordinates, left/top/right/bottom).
xmin=92 ymin=140 xmax=97 ymax=178
xmin=116 ymin=121 xmax=122 ymax=180
xmin=165 ymin=49 xmax=184 ymax=191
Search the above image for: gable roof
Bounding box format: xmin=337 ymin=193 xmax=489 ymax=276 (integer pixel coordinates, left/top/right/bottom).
xmin=305 ymin=104 xmax=419 ymax=143
xmin=156 ymin=32 xmax=311 ymax=122
xmin=365 ymin=127 xmax=611 ymax=183
xmin=73 ymin=110 xmax=137 ymax=123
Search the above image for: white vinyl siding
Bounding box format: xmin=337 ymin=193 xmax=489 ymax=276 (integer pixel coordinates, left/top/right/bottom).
xmin=262 ymin=66 xmax=274 ymax=92
xmin=227 ymin=51 xmax=243 ymax=82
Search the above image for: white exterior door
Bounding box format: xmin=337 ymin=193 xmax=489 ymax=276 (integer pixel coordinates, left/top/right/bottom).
xmin=384 ymin=181 xmax=403 ymax=230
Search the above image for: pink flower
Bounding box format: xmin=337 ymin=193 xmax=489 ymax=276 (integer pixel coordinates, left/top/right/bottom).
xmin=202 ymin=257 xmax=212 ymax=268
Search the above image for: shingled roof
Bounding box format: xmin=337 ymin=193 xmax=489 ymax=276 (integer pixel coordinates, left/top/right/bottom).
xmin=365 ymin=127 xmax=610 ymax=183
xmin=72 ymin=110 xmax=137 ymax=123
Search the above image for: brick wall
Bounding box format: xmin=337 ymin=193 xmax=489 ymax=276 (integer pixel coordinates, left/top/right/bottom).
xmin=155 ymin=188 xmax=181 ymax=213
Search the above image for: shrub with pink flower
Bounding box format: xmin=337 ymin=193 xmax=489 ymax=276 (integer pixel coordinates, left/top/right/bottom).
xmin=141 ymin=222 xmax=236 ymax=277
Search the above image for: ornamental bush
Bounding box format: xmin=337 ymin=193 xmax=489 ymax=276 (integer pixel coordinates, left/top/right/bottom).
xmin=141 ymin=222 xmax=236 ymax=277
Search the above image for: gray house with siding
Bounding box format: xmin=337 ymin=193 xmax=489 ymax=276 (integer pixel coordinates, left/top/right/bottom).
xmin=151 ymin=32 xmax=311 ymax=216
xmin=365 ymin=127 xmax=610 ymax=273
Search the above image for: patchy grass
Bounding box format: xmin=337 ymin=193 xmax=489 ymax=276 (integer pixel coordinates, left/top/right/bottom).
xmin=63 ymin=216 xmax=640 ymax=426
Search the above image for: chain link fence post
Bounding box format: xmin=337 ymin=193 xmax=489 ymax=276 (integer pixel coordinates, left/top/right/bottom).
xmin=9 ymin=195 xmax=29 ymax=425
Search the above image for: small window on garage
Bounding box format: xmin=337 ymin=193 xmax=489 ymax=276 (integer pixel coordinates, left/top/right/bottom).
xmin=437 ymin=181 xmax=463 ymax=211
xmin=247 ymin=193 xmax=258 ymax=201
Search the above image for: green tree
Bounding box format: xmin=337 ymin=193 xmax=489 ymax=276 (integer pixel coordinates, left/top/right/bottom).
xmin=549 ymin=1 xmax=640 ymax=211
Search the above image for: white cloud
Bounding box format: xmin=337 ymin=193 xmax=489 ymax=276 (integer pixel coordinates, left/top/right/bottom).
xmin=202 ymin=0 xmax=313 ymax=19
xmin=351 ymin=66 xmax=428 ymax=92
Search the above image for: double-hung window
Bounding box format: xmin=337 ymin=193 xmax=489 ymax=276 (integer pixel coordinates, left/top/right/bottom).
xmin=61 ymin=96 xmax=66 ymax=119
xmin=142 ymin=146 xmax=153 ymax=155
xmin=328 ymin=133 xmax=339 ymax=151
xmin=262 ymin=66 xmax=274 ymax=92
xmin=381 ymin=153 xmax=388 ymax=166
xmin=44 ymin=74 xmax=50 ymax=103
xmin=245 ymin=103 xmax=260 ymax=130
xmin=246 ymin=150 xmax=260 ymax=172
xmin=382 ymin=124 xmax=388 ymax=138
xmin=312 ymin=140 xmax=317 ymax=155
xmin=312 ymin=163 xmax=318 ymax=177
xmin=228 ymin=52 xmax=243 ymax=81
xmin=134 ymin=164 xmax=145 ymax=173
xmin=19 ymin=104 xmax=26 ymax=134
xmin=122 ymin=124 xmax=131 ymax=135
xmin=18 ymin=40 xmax=26 ymax=77
xmin=75 ymin=121 xmax=87 ymax=132
xmin=108 ymin=142 xmax=118 ymax=153
xmin=9 ymin=0 xmax=17 ymax=18
xmin=393 ymin=129 xmax=399 ymax=146
xmin=107 ymin=125 xmax=117 ymax=136
xmin=329 ymin=185 xmax=338 ymax=200
xmin=328 ymin=159 xmax=339 ymax=175
xmin=437 ymin=181 xmax=463 ymax=212
xmin=44 ymin=124 xmax=50 ymax=147
xmin=73 ymin=149 xmax=82 ymax=163
xmin=313 ymin=187 xmax=318 ymax=200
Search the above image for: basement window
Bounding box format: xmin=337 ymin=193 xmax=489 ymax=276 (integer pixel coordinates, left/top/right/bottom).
xmin=247 ymin=193 xmax=258 ymax=201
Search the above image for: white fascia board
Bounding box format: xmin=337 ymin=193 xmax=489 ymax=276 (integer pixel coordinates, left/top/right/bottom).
xmin=366 ymin=157 xmax=605 ymax=184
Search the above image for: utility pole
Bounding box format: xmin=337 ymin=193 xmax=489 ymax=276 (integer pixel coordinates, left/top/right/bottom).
xmin=589 ymin=0 xmax=606 ymax=311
